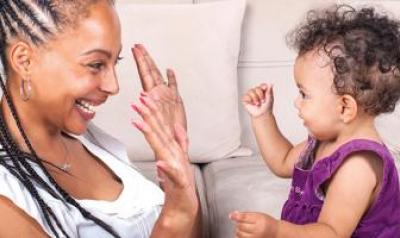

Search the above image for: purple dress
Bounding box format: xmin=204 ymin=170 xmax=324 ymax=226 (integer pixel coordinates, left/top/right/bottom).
xmin=281 ymin=138 xmax=400 ymax=237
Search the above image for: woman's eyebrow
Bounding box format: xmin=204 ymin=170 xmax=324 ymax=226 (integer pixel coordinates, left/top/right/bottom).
xmin=81 ymin=47 xmax=122 ymax=58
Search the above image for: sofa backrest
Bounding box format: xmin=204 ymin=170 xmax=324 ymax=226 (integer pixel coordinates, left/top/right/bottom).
xmin=109 ymin=0 xmax=400 ymax=156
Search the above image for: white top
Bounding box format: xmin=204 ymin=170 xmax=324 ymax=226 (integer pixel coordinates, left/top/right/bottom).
xmin=0 ymin=123 xmax=165 ymax=238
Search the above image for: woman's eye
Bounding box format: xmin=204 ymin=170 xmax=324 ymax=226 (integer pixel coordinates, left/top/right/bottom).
xmin=88 ymin=62 xmax=104 ymax=71
xmin=299 ymin=91 xmax=305 ymax=98
xmin=115 ymin=56 xmax=124 ymax=65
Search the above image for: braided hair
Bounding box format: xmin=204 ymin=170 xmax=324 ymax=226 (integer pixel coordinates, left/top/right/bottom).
xmin=0 ymin=1 xmax=120 ymax=237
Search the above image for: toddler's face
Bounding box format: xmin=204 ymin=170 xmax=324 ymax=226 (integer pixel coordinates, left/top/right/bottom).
xmin=293 ymin=49 xmax=342 ymax=140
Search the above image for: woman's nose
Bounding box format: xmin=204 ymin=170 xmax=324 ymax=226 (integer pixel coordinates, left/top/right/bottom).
xmin=101 ymin=68 xmax=119 ymax=95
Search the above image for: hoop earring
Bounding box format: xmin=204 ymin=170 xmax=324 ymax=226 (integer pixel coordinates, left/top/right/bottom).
xmin=20 ymin=78 xmax=32 ymax=101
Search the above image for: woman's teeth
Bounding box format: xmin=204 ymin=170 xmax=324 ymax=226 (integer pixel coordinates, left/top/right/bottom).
xmin=75 ymin=99 xmax=97 ymax=114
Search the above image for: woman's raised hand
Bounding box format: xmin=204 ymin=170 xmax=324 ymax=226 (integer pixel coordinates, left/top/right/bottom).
xmin=132 ymin=44 xmax=187 ymax=131
xmin=131 ymin=95 xmax=198 ymax=235
xmin=131 ymin=44 xmax=199 ymax=236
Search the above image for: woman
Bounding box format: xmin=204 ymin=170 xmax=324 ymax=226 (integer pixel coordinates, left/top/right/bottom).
xmin=0 ymin=0 xmax=200 ymax=237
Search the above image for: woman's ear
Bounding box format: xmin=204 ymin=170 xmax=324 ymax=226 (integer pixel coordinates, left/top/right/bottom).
xmin=8 ymin=41 xmax=33 ymax=78
xmin=338 ymin=94 xmax=358 ymax=123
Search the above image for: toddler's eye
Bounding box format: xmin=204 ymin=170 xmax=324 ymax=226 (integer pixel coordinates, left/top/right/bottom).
xmin=299 ymin=90 xmax=306 ymax=98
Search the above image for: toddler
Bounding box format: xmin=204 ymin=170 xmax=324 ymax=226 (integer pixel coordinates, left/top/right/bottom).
xmin=230 ymin=4 xmax=400 ymax=238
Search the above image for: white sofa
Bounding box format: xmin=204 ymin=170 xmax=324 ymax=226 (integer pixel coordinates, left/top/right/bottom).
xmin=94 ymin=1 xmax=400 ymax=237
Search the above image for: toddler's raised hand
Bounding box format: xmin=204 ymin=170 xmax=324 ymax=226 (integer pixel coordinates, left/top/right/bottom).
xmin=242 ymin=83 xmax=274 ymax=118
xmin=229 ymin=211 xmax=278 ymax=238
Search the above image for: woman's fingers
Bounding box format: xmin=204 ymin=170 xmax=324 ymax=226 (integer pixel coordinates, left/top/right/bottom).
xmin=135 ymin=44 xmax=164 ymax=85
xmin=131 ymin=100 xmax=172 ymax=153
xmin=141 ymin=95 xmax=173 ymax=136
xmin=131 ymin=120 xmax=165 ymax=153
xmin=132 ymin=47 xmax=155 ymax=90
xmin=166 ymin=68 xmax=178 ymax=91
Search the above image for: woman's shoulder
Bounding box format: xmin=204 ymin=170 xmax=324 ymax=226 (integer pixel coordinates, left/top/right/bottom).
xmin=0 ymin=164 xmax=78 ymax=237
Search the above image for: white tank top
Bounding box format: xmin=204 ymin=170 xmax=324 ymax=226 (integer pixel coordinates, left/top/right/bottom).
xmin=0 ymin=123 xmax=164 ymax=238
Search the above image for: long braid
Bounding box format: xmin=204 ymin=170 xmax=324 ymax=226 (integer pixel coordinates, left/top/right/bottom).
xmin=0 ymin=93 xmax=67 ymax=238
xmin=0 ymin=1 xmax=121 ymax=237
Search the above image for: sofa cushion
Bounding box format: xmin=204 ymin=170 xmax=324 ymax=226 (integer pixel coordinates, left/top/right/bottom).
xmin=202 ymin=156 xmax=290 ymax=238
xmin=93 ymin=0 xmax=252 ymax=163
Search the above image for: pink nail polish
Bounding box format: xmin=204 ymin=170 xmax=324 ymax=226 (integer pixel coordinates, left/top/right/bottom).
xmin=139 ymin=96 xmax=147 ymax=105
xmin=131 ymin=103 xmax=140 ymax=112
xmin=132 ymin=121 xmax=143 ymax=130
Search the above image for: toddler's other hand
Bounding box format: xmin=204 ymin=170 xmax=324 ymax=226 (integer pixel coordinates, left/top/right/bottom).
xmin=229 ymin=211 xmax=278 ymax=238
xmin=242 ymin=83 xmax=274 ymax=118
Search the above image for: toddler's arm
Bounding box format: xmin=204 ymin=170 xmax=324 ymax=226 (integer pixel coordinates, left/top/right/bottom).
xmin=230 ymin=152 xmax=382 ymax=238
xmin=243 ymin=83 xmax=306 ymax=178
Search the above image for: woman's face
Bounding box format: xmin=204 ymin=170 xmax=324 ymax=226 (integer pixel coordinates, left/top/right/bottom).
xmin=28 ymin=1 xmax=122 ymax=135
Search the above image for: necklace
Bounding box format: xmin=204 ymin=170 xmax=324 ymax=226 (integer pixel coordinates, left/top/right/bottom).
xmin=58 ymin=137 xmax=72 ymax=172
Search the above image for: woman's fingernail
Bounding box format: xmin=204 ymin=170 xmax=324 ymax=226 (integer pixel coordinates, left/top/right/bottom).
xmin=139 ymin=96 xmax=147 ymax=105
xmin=131 ymin=103 xmax=140 ymax=112
xmin=140 ymin=91 xmax=148 ymax=96
xmin=131 ymin=120 xmax=143 ymax=130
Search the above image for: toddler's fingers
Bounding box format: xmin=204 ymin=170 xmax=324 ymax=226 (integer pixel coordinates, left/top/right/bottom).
xmin=229 ymin=211 xmax=255 ymax=224
xmin=254 ymin=87 xmax=265 ymax=103
xmin=235 ymin=229 xmax=252 ymax=238
xmin=242 ymin=94 xmax=253 ymax=104
xmin=247 ymin=89 xmax=261 ymax=106
xmin=236 ymin=222 xmax=255 ymax=233
xmin=260 ymin=83 xmax=268 ymax=91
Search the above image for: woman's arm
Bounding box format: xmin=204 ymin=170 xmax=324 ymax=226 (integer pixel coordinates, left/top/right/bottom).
xmin=132 ymin=45 xmax=201 ymax=238
xmin=132 ymin=98 xmax=201 ymax=238
xmin=0 ymin=196 xmax=49 ymax=237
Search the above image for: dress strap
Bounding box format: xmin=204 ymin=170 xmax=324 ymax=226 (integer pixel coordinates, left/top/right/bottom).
xmin=311 ymin=139 xmax=394 ymax=200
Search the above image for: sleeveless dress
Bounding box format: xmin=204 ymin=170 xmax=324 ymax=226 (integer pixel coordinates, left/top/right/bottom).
xmin=281 ymin=138 xmax=400 ymax=237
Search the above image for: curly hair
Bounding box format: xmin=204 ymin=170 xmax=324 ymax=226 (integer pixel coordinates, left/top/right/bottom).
xmin=0 ymin=1 xmax=119 ymax=237
xmin=287 ymin=4 xmax=400 ymax=115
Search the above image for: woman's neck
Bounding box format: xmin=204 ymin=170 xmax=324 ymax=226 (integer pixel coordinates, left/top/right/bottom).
xmin=0 ymin=96 xmax=65 ymax=156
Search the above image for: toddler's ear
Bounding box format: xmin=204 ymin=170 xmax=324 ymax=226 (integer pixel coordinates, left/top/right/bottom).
xmin=338 ymin=94 xmax=358 ymax=123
